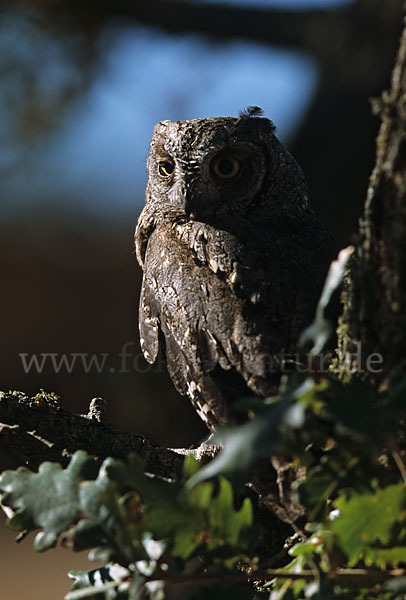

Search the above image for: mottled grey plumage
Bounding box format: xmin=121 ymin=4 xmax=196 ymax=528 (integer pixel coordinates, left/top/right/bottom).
xmin=136 ymin=115 xmax=335 ymax=429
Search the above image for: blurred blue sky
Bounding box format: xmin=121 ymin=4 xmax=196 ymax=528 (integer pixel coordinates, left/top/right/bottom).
xmin=1 ymin=0 xmax=351 ymax=221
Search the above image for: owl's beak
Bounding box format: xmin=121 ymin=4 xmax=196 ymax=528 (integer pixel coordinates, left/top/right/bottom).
xmin=184 ymin=182 xmax=198 ymax=220
xmin=186 ymin=208 xmax=197 ymax=220
xmin=183 ymin=175 xmax=209 ymax=221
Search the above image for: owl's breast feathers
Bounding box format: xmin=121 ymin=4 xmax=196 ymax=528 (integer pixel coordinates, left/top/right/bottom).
xmin=135 ymin=210 xmax=335 ymax=429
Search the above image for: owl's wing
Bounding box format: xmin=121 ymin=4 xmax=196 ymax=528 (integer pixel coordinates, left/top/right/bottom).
xmin=138 ymin=221 xmax=287 ymax=428
xmin=138 ymin=223 xmax=231 ymax=426
xmin=138 ymin=280 xmax=160 ymax=365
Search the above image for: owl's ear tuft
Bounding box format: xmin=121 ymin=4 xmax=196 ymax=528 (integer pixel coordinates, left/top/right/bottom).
xmin=238 ymin=107 xmax=276 ymax=132
xmin=238 ymin=106 xmax=264 ymax=118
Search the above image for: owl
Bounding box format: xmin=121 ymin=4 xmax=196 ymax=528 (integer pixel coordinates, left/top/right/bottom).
xmin=135 ymin=112 xmax=335 ymax=430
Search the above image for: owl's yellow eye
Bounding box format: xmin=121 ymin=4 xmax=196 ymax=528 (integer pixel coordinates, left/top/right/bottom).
xmin=158 ymin=161 xmax=174 ymax=177
xmin=212 ymin=155 xmax=240 ymax=179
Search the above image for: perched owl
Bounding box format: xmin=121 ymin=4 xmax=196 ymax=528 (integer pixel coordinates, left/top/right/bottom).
xmin=135 ymin=112 xmax=335 ymax=430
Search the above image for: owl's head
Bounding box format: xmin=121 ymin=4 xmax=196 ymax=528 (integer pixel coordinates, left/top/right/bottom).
xmin=145 ymin=114 xmax=307 ymax=228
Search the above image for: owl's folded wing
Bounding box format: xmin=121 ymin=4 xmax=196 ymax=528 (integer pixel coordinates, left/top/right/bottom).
xmin=137 ymin=222 xmax=286 ymax=427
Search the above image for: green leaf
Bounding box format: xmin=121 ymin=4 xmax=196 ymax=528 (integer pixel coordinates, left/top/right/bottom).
xmin=300 ymin=246 xmax=353 ymax=355
xmin=290 ymin=531 xmax=330 ymax=559
xmin=105 ymin=455 xmax=205 ymax=559
xmin=0 ymin=450 xmax=97 ymax=551
xmin=70 ymin=467 xmax=145 ymax=565
xmin=364 ymin=546 xmax=406 ymax=568
xmin=171 ymin=524 xmax=205 ymax=559
xmin=183 ymin=454 xmax=201 ymax=479
xmin=266 ymin=556 xmax=309 ymax=598
xmin=171 ymin=478 xmax=254 ymax=560
xmin=106 ymin=455 xmax=194 ymax=537
xmin=296 ymin=450 xmax=373 ymax=520
xmin=106 ymin=454 xmax=255 ymax=561
xmin=187 ymin=480 xmax=214 ymax=511
xmin=330 ymin=482 xmax=406 ymax=566
xmin=208 ymin=478 xmax=253 ymax=547
xmin=188 ymin=395 xmax=304 ymax=485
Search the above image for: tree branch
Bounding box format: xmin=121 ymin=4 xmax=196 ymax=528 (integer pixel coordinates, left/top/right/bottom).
xmin=29 ymin=0 xmax=342 ymax=55
xmin=142 ymin=567 xmax=406 ymax=586
xmin=24 ymin=0 xmax=401 ymax=65
xmin=0 ymin=391 xmax=185 ymax=479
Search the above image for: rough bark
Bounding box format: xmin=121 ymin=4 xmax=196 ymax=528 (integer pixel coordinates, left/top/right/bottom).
xmin=335 ymin=18 xmax=406 ymax=386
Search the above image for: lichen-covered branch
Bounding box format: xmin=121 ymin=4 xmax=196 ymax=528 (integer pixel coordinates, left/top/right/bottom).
xmin=0 ymin=391 xmax=185 ymax=479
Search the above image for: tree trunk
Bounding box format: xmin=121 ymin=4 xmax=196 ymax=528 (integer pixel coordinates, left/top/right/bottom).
xmin=335 ymin=18 xmax=406 ymax=387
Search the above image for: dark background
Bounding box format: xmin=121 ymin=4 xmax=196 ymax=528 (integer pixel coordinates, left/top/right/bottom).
xmin=0 ymin=0 xmax=403 ymax=595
